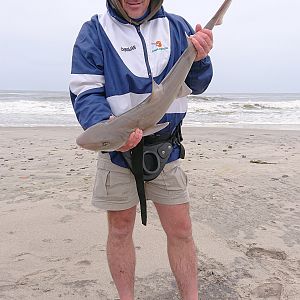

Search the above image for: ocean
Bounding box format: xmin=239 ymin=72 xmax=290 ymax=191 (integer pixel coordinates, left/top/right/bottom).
xmin=0 ymin=90 xmax=299 ymax=130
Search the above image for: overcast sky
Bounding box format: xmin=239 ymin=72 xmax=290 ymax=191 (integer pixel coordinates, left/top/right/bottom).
xmin=0 ymin=0 xmax=299 ymax=93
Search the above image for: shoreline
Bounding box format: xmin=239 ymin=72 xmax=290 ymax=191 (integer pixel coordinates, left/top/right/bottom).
xmin=1 ymin=127 xmax=299 ymax=299
xmin=0 ymin=124 xmax=300 ymax=132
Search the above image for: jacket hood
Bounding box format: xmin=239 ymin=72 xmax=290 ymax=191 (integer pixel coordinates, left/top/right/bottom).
xmin=107 ymin=0 xmax=164 ymax=25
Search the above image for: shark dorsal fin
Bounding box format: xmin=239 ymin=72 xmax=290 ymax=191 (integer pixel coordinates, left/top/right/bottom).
xmin=177 ymin=82 xmax=192 ymax=98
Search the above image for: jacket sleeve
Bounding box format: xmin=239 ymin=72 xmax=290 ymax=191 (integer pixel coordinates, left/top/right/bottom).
xmin=182 ymin=19 xmax=213 ymax=95
xmin=69 ymin=20 xmax=112 ymax=130
xmin=185 ymin=56 xmax=213 ymax=95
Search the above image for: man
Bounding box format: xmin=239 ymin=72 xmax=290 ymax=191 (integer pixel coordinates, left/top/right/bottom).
xmin=70 ymin=0 xmax=213 ymax=298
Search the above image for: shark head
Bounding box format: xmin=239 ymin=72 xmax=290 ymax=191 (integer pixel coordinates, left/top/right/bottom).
xmin=76 ymin=135 xmax=126 ymax=151
xmin=76 ymin=121 xmax=127 ymax=151
xmin=77 ymin=140 xmax=111 ymax=151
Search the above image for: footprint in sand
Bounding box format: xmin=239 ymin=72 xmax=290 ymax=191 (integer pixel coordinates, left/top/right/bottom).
xmin=246 ymin=247 xmax=287 ymax=260
xmin=252 ymin=283 xmax=282 ymax=299
xmin=42 ymin=239 xmax=53 ymax=243
xmin=63 ymin=239 xmax=73 ymax=243
xmin=58 ymin=215 xmax=73 ymax=223
xmin=75 ymin=260 xmax=92 ymax=266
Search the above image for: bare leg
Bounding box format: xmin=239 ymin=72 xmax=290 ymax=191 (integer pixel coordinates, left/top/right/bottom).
xmin=154 ymin=202 xmax=198 ymax=300
xmin=106 ymin=206 xmax=136 ymax=300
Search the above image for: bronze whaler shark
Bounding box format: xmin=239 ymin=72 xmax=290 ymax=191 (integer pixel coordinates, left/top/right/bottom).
xmin=76 ymin=0 xmax=232 ymax=151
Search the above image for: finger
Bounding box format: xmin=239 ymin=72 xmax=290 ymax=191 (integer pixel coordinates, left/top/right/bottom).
xmin=193 ymin=28 xmax=213 ymax=49
xmin=202 ymin=29 xmax=213 ymax=41
xmin=194 ymin=32 xmax=210 ymax=52
xmin=127 ymin=129 xmax=142 ymax=147
xmin=203 ymin=34 xmax=213 ymax=50
xmin=136 ymin=128 xmax=143 ymax=140
xmin=199 ymin=30 xmax=213 ymax=45
xmin=134 ymin=128 xmax=143 ymax=139
xmin=195 ymin=24 xmax=202 ymax=33
xmin=191 ymin=37 xmax=206 ymax=60
xmin=130 ymin=130 xmax=140 ymax=144
xmin=199 ymin=36 xmax=211 ymax=54
xmin=117 ymin=128 xmax=143 ymax=152
xmin=193 ymin=31 xmax=213 ymax=56
xmin=137 ymin=128 xmax=143 ymax=136
xmin=195 ymin=30 xmax=212 ymax=46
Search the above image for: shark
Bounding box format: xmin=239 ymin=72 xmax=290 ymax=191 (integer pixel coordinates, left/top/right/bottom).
xmin=76 ymin=0 xmax=232 ymax=151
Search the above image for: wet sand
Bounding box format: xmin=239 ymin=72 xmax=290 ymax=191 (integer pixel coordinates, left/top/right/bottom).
xmin=0 ymin=127 xmax=299 ymax=299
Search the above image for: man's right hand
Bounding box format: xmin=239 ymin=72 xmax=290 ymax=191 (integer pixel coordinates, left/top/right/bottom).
xmin=117 ymin=128 xmax=143 ymax=152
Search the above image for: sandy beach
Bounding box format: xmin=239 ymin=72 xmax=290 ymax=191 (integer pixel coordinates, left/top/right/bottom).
xmin=0 ymin=126 xmax=299 ymax=300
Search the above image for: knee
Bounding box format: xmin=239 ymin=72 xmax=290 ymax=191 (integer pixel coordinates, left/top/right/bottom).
xmin=165 ymin=219 xmax=193 ymax=242
xmin=108 ymin=210 xmax=135 ymax=240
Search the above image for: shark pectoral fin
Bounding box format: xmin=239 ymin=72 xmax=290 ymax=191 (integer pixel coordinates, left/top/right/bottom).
xmin=177 ymin=82 xmax=192 ymax=98
xmin=143 ymin=122 xmax=169 ymax=136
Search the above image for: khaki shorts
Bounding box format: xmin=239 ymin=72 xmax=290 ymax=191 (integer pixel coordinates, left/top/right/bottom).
xmin=92 ymin=153 xmax=189 ymax=211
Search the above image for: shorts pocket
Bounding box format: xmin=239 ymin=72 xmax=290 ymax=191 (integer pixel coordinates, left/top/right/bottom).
xmin=93 ymin=168 xmax=109 ymax=198
xmin=162 ymin=163 xmax=188 ymax=193
xmin=173 ymin=165 xmax=188 ymax=190
xmin=106 ymin=169 xmax=131 ymax=194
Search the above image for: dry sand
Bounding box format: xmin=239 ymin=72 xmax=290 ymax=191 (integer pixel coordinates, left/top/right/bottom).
xmin=0 ymin=127 xmax=299 ymax=300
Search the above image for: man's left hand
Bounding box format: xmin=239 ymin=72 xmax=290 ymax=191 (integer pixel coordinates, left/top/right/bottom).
xmin=117 ymin=128 xmax=143 ymax=152
xmin=190 ymin=24 xmax=213 ymax=62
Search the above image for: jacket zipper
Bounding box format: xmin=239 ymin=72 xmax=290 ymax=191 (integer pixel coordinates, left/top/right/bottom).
xmin=136 ymin=25 xmax=152 ymax=78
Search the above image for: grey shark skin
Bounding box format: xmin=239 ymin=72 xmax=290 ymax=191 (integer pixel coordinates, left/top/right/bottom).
xmin=76 ymin=0 xmax=232 ymax=152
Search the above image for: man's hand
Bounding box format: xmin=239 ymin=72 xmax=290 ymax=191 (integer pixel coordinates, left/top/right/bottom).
xmin=108 ymin=116 xmax=143 ymax=152
xmin=117 ymin=128 xmax=143 ymax=152
xmin=190 ymin=24 xmax=213 ymax=62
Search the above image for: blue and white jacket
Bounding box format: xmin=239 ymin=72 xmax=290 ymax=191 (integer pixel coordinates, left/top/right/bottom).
xmin=70 ymin=3 xmax=213 ymax=168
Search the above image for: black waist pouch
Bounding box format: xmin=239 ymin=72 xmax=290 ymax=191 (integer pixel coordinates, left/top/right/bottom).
xmin=122 ymin=141 xmax=173 ymax=181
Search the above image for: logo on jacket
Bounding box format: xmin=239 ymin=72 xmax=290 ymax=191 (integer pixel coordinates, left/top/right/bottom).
xmin=121 ymin=45 xmax=136 ymax=52
xmin=151 ymin=40 xmax=169 ymax=53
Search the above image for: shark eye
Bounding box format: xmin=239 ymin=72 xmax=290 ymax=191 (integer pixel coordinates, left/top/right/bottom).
xmin=102 ymin=142 xmax=110 ymax=147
